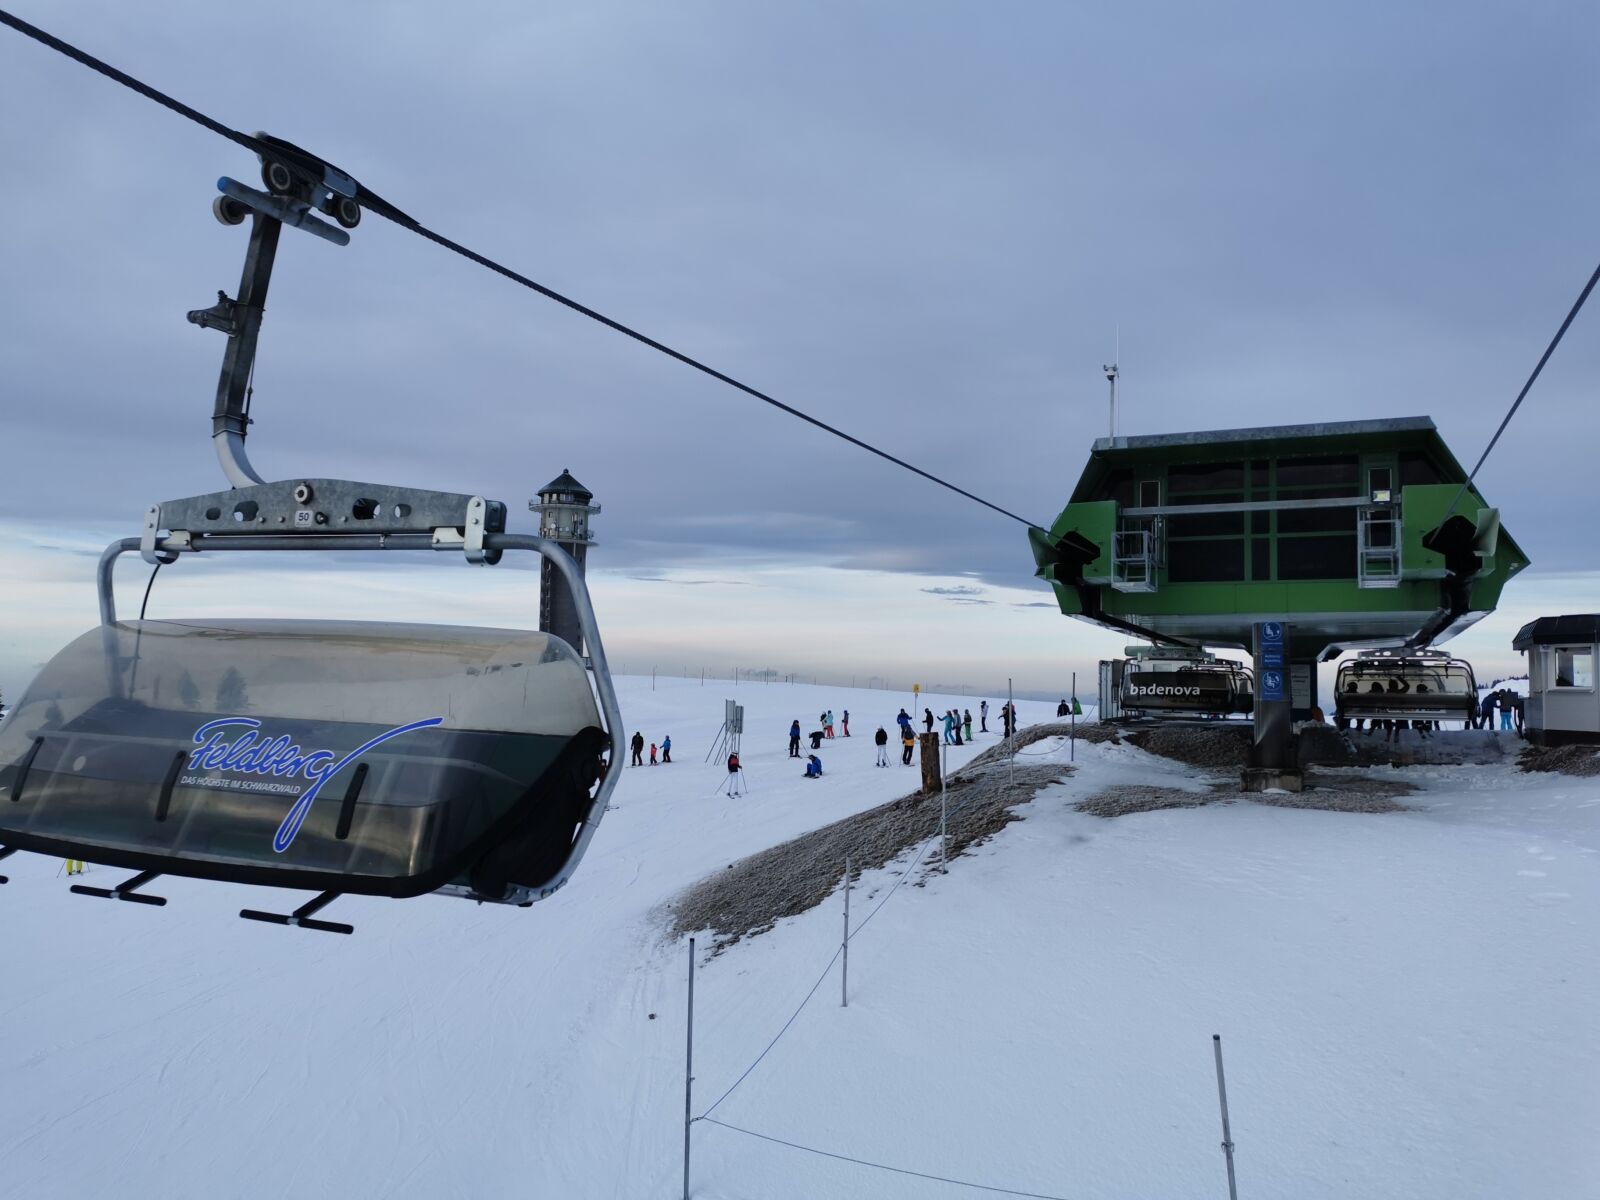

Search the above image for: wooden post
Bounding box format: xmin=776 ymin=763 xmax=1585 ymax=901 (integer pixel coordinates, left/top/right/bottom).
xmin=918 ymin=731 xmax=941 ymax=795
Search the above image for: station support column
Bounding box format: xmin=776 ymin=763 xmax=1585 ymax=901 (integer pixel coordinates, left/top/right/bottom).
xmin=1243 ymin=620 xmax=1303 ymax=793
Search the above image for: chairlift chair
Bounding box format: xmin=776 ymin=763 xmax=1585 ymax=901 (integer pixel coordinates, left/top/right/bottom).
xmin=1333 ymin=649 xmax=1477 ymax=729
xmin=0 ymin=138 xmax=624 ymax=931
xmin=1118 ymin=654 xmax=1254 ymax=719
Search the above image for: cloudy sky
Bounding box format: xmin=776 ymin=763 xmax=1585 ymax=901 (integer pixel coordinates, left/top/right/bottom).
xmin=1 ymin=0 xmax=1596 ymax=700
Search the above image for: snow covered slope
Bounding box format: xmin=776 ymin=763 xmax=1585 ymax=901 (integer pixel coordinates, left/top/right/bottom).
xmin=1 ymin=678 xmax=1594 ymax=1199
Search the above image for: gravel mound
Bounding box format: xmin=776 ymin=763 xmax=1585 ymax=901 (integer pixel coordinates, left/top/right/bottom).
xmin=1519 ymin=744 xmax=1600 ymax=777
xmin=1125 ymin=724 xmax=1251 ymax=768
xmin=668 ymin=760 xmax=1073 ymax=950
xmin=1255 ymin=771 xmax=1416 ymax=813
xmin=1078 ymin=771 xmax=1415 ymax=818
xmin=1076 ymin=784 xmax=1227 ymax=818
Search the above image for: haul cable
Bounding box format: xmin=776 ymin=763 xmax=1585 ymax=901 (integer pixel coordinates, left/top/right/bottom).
xmin=0 ymin=8 xmax=1040 ymax=529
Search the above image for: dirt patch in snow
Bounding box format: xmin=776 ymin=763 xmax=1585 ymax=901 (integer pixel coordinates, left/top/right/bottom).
xmin=1122 ymin=721 xmax=1508 ymax=770
xmin=1075 ymin=784 xmax=1230 ymax=818
xmin=668 ymin=759 xmax=1074 ymax=951
xmin=1125 ymin=724 xmax=1252 ymax=768
xmin=1078 ymin=771 xmax=1415 ymax=818
xmin=1519 ymin=744 xmax=1600 ymax=777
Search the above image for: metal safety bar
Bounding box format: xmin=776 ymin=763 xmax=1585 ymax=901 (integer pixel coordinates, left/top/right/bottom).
xmin=94 ymin=529 xmax=625 ymax=906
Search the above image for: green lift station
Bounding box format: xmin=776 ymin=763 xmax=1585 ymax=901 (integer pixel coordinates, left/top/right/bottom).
xmin=1030 ymin=417 xmax=1529 ymax=717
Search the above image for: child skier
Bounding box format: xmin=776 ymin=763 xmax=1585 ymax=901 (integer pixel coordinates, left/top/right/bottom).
xmin=649 ymin=743 xmax=658 ymax=765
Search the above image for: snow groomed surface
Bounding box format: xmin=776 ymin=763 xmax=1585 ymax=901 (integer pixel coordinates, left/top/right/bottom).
xmin=1 ymin=677 xmax=1594 ymax=1198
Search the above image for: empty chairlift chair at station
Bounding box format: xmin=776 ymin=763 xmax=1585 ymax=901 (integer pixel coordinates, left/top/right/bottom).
xmin=1099 ymin=649 xmax=1254 ymax=721
xmin=1332 ymin=649 xmax=1478 ymax=730
xmin=0 ymin=135 xmax=623 ymax=932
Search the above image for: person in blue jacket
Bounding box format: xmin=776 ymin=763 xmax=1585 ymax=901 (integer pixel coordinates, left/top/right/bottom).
xmin=942 ymin=710 xmax=958 ymax=745
xmin=660 ymin=734 xmax=672 ymax=764
xmin=788 ymin=720 xmax=802 ymax=757
xmin=804 ymin=754 xmax=823 ymax=778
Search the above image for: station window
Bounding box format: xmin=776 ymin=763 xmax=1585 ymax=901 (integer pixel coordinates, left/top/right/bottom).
xmin=1167 ymin=539 xmax=1244 ymax=582
xmin=1550 ymin=647 xmax=1595 ymax=689
xmin=1102 ymin=468 xmax=1135 ymax=506
xmin=1138 ymin=479 xmax=1161 ymax=508
xmin=1167 ymin=512 xmax=1244 ymax=538
xmin=1398 ymin=452 xmax=1444 ymax=488
xmin=1276 ymin=534 xmax=1357 ymax=580
xmin=1278 ymin=507 xmax=1357 ymax=535
xmin=1167 ymin=462 xmax=1244 ymax=494
xmin=1251 ymin=539 xmax=1271 ymax=581
xmin=1275 ymin=455 xmax=1360 ymax=491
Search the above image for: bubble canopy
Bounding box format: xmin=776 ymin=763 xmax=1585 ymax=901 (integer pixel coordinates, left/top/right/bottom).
xmin=0 ymin=619 xmax=608 ymax=902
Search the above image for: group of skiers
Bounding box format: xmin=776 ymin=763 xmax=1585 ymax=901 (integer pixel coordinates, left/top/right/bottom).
xmin=1475 ymin=688 xmax=1525 ymax=734
xmin=629 ymin=731 xmax=672 ymax=766
xmin=635 ymin=697 xmax=1026 ymax=788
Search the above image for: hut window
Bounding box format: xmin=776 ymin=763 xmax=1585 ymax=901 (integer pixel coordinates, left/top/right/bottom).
xmin=1550 ymin=647 xmax=1595 ymax=689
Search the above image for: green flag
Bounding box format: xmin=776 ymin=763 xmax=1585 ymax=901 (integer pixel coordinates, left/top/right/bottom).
xmin=1071 ymin=697 xmax=1082 ymax=716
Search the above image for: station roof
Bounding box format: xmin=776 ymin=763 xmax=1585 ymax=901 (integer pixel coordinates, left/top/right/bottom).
xmin=1089 ymin=416 xmax=1436 ymax=455
xmin=1071 ymin=415 xmax=1468 ymax=504
xmin=1513 ymin=615 xmax=1600 ymax=650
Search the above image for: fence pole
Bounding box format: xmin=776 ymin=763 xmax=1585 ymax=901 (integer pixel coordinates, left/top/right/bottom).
xmin=841 ymin=856 xmax=850 ymax=1007
xmin=940 ymin=738 xmax=948 ymax=872
xmin=683 ymin=938 xmax=696 ymax=1200
xmin=1212 ymin=1034 xmax=1238 ymax=1200
xmin=1071 ymin=670 xmax=1077 ymax=762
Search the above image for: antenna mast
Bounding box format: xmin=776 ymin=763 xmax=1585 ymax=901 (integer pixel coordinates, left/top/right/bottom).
xmin=1103 ymin=360 xmax=1119 ymax=440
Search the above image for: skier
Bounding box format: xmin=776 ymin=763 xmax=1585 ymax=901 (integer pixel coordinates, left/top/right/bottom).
xmin=842 ymin=709 xmax=850 ymax=737
xmin=649 ymin=742 xmax=658 ymax=765
xmin=809 ymin=728 xmax=825 ymax=750
xmin=804 ymin=754 xmax=823 ymax=779
xmin=65 ymin=859 xmax=85 ymax=876
xmin=788 ymin=719 xmax=802 ymax=758
xmin=660 ymin=734 xmax=672 ymax=764
xmin=725 ymin=752 xmax=745 ymax=797
xmin=1000 ymin=705 xmax=1012 ymax=739
xmin=630 ymin=731 xmax=645 ymax=767
xmin=924 ymin=708 xmax=935 ymax=733
xmin=979 ymin=700 xmax=988 ymax=733
xmin=1057 ymin=699 xmax=1069 ymax=717
xmin=824 ymin=710 xmax=834 ymax=739
xmin=874 ymin=725 xmax=889 ymax=766
xmin=1499 ymin=690 xmax=1515 ymax=731
xmin=942 ymin=710 xmax=958 ymax=745
xmin=901 ymin=725 xmax=916 ymax=765
xmin=963 ymin=709 xmax=973 ymax=742
xmin=898 ymin=708 xmax=912 ymax=734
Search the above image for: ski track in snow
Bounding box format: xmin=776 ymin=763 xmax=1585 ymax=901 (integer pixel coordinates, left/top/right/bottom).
xmin=1 ymin=678 xmax=1596 ymax=1199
